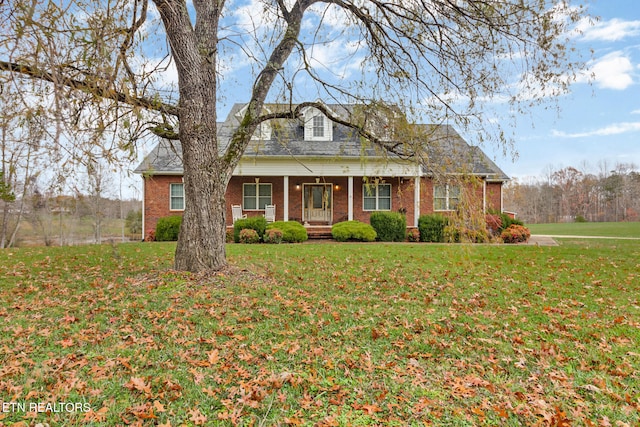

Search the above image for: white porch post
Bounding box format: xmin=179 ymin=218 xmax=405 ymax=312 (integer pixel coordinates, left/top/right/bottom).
xmin=483 ymin=179 xmax=487 ymax=213
xmin=283 ymin=176 xmax=289 ymax=221
xmin=348 ymin=176 xmax=354 ymax=221
xmin=414 ymin=176 xmax=421 ymax=227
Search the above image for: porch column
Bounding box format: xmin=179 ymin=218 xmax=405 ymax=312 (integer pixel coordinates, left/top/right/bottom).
xmin=283 ymin=176 xmax=289 ymax=221
xmin=348 ymin=176 xmax=354 ymax=221
xmin=483 ymin=179 xmax=487 ymax=213
xmin=414 ymin=176 xmax=420 ymax=227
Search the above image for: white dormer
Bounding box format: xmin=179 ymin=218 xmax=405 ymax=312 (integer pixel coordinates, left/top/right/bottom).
xmin=302 ymin=105 xmax=333 ymax=142
xmin=235 ymin=103 xmax=272 ymax=141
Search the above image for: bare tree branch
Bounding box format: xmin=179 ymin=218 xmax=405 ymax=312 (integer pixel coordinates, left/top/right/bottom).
xmin=0 ymin=60 xmax=179 ymax=117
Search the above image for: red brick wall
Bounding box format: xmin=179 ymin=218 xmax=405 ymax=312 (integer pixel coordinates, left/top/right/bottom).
xmin=143 ymin=175 xmax=184 ymax=236
xmin=351 ymin=177 xmax=416 ymax=225
xmin=486 ymin=182 xmax=503 ymax=212
xmin=143 ymin=174 xmax=504 ymax=235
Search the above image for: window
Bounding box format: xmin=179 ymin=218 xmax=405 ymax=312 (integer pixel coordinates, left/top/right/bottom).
xmin=243 ymin=183 xmax=272 ymax=210
xmin=434 ymin=184 xmax=460 ymax=211
xmin=312 ymin=115 xmax=324 ymax=138
xmin=170 ymin=183 xmax=184 ymax=210
xmin=363 ymin=183 xmax=391 ymax=211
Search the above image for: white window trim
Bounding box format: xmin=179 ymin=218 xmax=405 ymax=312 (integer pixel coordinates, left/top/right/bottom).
xmin=169 ymin=183 xmax=185 ymax=211
xmin=362 ymin=183 xmax=392 ymax=211
xmin=242 ymin=183 xmax=272 ymax=211
xmin=434 ymin=184 xmax=460 ymax=211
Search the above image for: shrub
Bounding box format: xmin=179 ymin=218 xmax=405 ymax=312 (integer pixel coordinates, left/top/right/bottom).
xmin=406 ymin=228 xmax=420 ymax=242
xmin=501 ymin=224 xmax=531 ymax=244
xmin=499 ymin=213 xmax=523 ymax=230
xmin=239 ymin=228 xmax=260 ymax=244
xmin=144 ymin=230 xmax=156 ymax=242
xmin=266 ymin=221 xmax=308 ymax=243
xmin=225 ymin=229 xmax=235 ymax=243
xmin=263 ymin=228 xmax=284 ymax=244
xmin=418 ymin=214 xmax=449 ymax=242
xmin=233 ymin=216 xmax=267 ymax=243
xmin=155 ymin=215 xmax=182 ymax=241
xmin=369 ymin=211 xmax=407 ymax=242
xmin=485 ymin=213 xmax=503 ymax=237
xmin=331 ymin=221 xmax=377 ymax=242
xmin=575 ymin=215 xmax=587 ymax=223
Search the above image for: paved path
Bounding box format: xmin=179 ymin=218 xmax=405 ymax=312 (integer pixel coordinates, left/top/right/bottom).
xmin=526 ymin=234 xmax=640 ymax=246
xmin=525 ymin=235 xmax=559 ymax=246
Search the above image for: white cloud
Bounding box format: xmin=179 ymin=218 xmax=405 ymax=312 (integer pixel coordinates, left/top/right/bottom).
xmin=552 ymin=122 xmax=640 ymax=138
xmin=577 ymin=51 xmax=635 ymax=90
xmin=578 ymin=18 xmax=640 ymax=42
xmin=632 ymin=109 xmax=640 ymax=115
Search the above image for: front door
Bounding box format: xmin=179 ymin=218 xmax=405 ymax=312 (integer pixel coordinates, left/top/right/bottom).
xmin=303 ymin=184 xmax=332 ymax=223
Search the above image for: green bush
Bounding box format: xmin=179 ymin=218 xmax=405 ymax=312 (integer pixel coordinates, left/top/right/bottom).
xmin=499 ymin=213 xmax=523 ymax=231
xmin=418 ymin=214 xmax=449 ymax=242
xmin=239 ymin=228 xmax=260 ymax=244
xmin=266 ymin=221 xmax=308 ymax=243
xmin=263 ymin=228 xmax=283 ymax=244
xmin=233 ymin=216 xmax=267 ymax=243
xmin=155 ymin=215 xmax=182 ymax=241
xmin=369 ymin=211 xmax=406 ymax=242
xmin=331 ymin=221 xmax=377 ymax=242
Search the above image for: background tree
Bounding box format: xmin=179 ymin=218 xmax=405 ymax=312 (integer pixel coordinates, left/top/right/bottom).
xmin=504 ymin=161 xmax=639 ymax=223
xmin=1 ymin=0 xmax=588 ymax=271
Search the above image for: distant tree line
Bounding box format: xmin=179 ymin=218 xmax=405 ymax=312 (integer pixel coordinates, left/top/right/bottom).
xmin=504 ymin=162 xmax=640 ymax=224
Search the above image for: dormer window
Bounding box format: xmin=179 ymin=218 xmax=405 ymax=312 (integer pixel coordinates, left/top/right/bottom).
xmin=303 ymin=105 xmax=333 ymax=141
xmin=235 ymin=103 xmax=272 ymax=141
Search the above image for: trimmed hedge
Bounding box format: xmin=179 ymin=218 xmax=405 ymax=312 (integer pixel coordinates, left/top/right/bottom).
xmin=266 ymin=221 xmax=308 ymax=243
xmin=369 ymin=211 xmax=406 ymax=242
xmin=331 ymin=221 xmax=377 ymax=242
xmin=155 ymin=215 xmax=182 ymax=241
xmin=233 ymin=216 xmax=267 ymax=243
xmin=418 ymin=214 xmax=449 ymax=242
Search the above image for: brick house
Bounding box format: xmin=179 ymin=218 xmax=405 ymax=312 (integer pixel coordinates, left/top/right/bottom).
xmin=134 ymin=102 xmax=509 ymax=237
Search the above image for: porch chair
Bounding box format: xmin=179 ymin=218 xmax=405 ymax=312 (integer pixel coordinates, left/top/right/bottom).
xmin=264 ymin=204 xmax=276 ymax=223
xmin=231 ymin=205 xmax=247 ymax=223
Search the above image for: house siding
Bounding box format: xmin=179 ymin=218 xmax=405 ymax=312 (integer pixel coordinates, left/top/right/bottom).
xmin=143 ymin=175 xmax=184 ymax=236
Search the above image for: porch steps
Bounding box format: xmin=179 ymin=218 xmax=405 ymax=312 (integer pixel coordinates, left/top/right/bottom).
xmin=305 ymin=226 xmax=333 ymax=240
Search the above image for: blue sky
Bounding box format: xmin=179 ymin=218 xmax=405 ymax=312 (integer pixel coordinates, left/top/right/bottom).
xmin=488 ymin=0 xmax=640 ymax=179
xmin=128 ymin=0 xmax=640 ymax=197
xmin=209 ymin=0 xmax=640 ymax=180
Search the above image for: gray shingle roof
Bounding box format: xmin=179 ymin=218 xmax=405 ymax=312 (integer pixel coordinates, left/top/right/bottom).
xmin=135 ymin=103 xmax=508 ymax=180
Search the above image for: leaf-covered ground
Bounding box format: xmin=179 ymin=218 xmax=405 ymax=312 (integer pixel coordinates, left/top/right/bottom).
xmin=0 ymin=240 xmax=638 ymax=426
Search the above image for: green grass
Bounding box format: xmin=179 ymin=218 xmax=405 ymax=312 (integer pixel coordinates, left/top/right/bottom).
xmin=528 ymin=221 xmax=640 ymax=238
xmin=0 ymin=240 xmax=639 ymax=425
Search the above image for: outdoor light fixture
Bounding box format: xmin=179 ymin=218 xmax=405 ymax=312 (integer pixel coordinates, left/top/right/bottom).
xmin=296 ymin=183 xmax=301 ymax=190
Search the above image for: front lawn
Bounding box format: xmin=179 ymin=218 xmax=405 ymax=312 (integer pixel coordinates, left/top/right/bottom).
xmin=0 ymin=241 xmax=638 ymax=425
